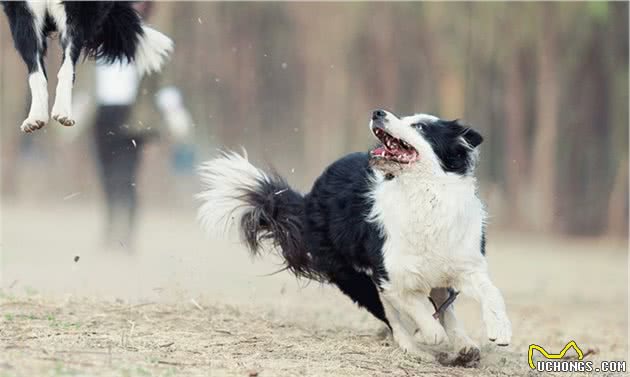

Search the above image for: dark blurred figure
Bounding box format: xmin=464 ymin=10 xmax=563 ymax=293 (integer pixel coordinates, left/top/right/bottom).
xmin=92 ymin=2 xmax=156 ymax=249
xmin=93 ymin=102 xmax=144 ymax=248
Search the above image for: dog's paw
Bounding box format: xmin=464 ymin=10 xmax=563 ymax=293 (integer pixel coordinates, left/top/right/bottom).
xmin=21 ymin=116 xmax=47 ymax=133
xmin=485 ymin=313 xmax=511 ymax=346
xmin=415 ymin=321 xmax=448 ymax=346
xmin=394 ymin=333 xmax=420 ymax=354
xmin=52 ymin=113 xmax=75 ymax=127
xmin=438 ymin=346 xmax=481 ymax=368
xmin=449 ymin=330 xmax=479 ymax=353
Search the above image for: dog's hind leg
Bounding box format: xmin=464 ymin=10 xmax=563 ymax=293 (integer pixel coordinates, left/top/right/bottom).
xmin=50 ymin=4 xmax=80 ymax=127
xmin=3 ymin=2 xmax=49 ymax=132
xmin=430 ymin=288 xmax=480 ymax=367
xmin=51 ymin=38 xmax=80 ymax=127
xmin=330 ymin=270 xmax=390 ymax=327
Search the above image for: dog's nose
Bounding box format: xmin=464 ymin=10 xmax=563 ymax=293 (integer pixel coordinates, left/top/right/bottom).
xmin=372 ymin=109 xmax=387 ymax=121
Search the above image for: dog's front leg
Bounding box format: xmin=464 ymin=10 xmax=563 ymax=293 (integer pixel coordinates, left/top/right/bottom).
xmin=381 ymin=297 xmax=437 ymax=362
xmin=458 ymin=271 xmax=512 ymax=346
xmin=430 ymin=288 xmax=480 ymax=367
xmin=385 ymin=291 xmax=448 ymax=346
xmin=381 ymin=298 xmax=419 ymax=353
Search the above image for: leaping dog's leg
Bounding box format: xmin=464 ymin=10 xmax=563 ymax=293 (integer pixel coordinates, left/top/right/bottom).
xmin=23 ymin=61 xmax=49 ymax=133
xmin=51 ymin=34 xmax=80 ymax=127
xmin=6 ymin=2 xmax=49 ymax=132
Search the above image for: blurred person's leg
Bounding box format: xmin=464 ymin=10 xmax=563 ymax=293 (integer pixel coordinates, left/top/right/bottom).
xmin=109 ymin=138 xmax=144 ymax=249
xmin=93 ymin=105 xmax=133 ymax=247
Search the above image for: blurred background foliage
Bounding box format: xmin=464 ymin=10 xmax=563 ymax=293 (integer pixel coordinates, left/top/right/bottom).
xmin=0 ymin=2 xmax=627 ymax=238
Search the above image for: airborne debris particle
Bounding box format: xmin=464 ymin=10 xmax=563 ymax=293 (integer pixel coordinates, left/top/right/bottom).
xmin=74 ymin=255 xmax=80 ymax=263
xmin=190 ymin=298 xmax=204 ymax=311
xmin=131 ymin=139 xmax=137 ymax=148
xmin=281 ymin=62 xmax=287 ymax=69
xmin=63 ymin=192 xmax=81 ymax=200
xmin=197 ymin=17 xmax=203 ymax=24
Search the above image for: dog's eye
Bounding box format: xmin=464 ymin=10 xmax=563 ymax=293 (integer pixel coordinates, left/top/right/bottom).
xmin=410 ymin=123 xmax=423 ymax=129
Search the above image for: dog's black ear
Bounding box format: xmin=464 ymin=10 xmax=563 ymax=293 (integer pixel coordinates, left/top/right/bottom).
xmin=462 ymin=128 xmax=483 ymax=148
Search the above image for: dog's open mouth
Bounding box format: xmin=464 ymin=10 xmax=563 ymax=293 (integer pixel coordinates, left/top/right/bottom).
xmin=370 ymin=126 xmax=419 ymax=163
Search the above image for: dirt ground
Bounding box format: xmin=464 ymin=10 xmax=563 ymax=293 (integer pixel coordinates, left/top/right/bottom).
xmin=0 ymin=203 xmax=628 ymax=376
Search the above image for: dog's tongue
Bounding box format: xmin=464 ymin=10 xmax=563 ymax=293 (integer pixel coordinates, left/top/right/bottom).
xmin=371 ymin=147 xmax=387 ymax=156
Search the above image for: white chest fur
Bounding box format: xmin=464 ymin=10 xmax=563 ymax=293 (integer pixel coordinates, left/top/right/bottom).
xmin=368 ymin=172 xmax=487 ymax=293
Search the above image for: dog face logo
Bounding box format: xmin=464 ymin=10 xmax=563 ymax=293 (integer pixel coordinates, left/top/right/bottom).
xmin=369 ymin=110 xmax=483 ymax=177
xmin=528 ymin=340 xmax=584 ymax=369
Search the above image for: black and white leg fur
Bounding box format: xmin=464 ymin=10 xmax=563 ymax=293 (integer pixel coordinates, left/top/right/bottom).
xmin=49 ymin=2 xmax=78 ymax=127
xmin=3 ymin=2 xmax=49 ymax=132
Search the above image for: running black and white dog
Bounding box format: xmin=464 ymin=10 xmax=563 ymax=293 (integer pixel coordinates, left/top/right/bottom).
xmin=197 ymin=110 xmax=512 ymax=366
xmin=2 ymin=1 xmax=172 ymax=132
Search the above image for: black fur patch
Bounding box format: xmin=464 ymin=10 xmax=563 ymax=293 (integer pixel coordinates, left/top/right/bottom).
xmin=239 ymin=173 xmax=308 ymax=277
xmin=480 ymin=224 xmax=486 ymax=255
xmin=420 ymin=119 xmax=483 ymax=175
xmin=79 ymin=2 xmax=144 ymax=64
xmin=236 ymin=153 xmax=390 ymax=326
xmin=304 ymin=153 xmax=390 ymax=324
xmin=2 ymin=2 xmax=44 ymax=73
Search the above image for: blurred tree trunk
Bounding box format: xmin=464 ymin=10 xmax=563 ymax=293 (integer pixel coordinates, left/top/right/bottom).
xmin=531 ymin=4 xmax=559 ymax=231
xmin=438 ymin=70 xmax=465 ymax=119
xmin=0 ymin=31 xmax=27 ymax=199
xmin=503 ymin=56 xmax=527 ymax=227
xmin=290 ymin=4 xmax=354 ymax=179
xmin=606 ymin=158 xmax=628 ymax=237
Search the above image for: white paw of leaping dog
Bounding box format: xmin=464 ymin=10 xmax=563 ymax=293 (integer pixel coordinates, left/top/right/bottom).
xmin=52 ymin=113 xmax=76 ymax=127
xmin=21 ymin=116 xmax=48 ymax=133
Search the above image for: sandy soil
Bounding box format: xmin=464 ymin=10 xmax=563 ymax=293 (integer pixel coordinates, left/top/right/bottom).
xmin=0 ymin=203 xmax=627 ymax=376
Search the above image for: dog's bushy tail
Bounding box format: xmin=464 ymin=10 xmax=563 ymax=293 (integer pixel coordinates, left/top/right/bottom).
xmin=85 ymin=2 xmax=173 ymax=74
xmin=197 ymin=152 xmax=314 ymax=278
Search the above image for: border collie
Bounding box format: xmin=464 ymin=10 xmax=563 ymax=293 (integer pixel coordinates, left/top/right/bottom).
xmin=2 ymin=1 xmax=173 ymax=132
xmin=197 ymin=110 xmax=512 ymax=367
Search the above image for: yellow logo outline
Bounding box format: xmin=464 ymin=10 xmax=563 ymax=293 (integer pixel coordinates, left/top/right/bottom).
xmin=528 ymin=340 xmax=584 ymax=369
